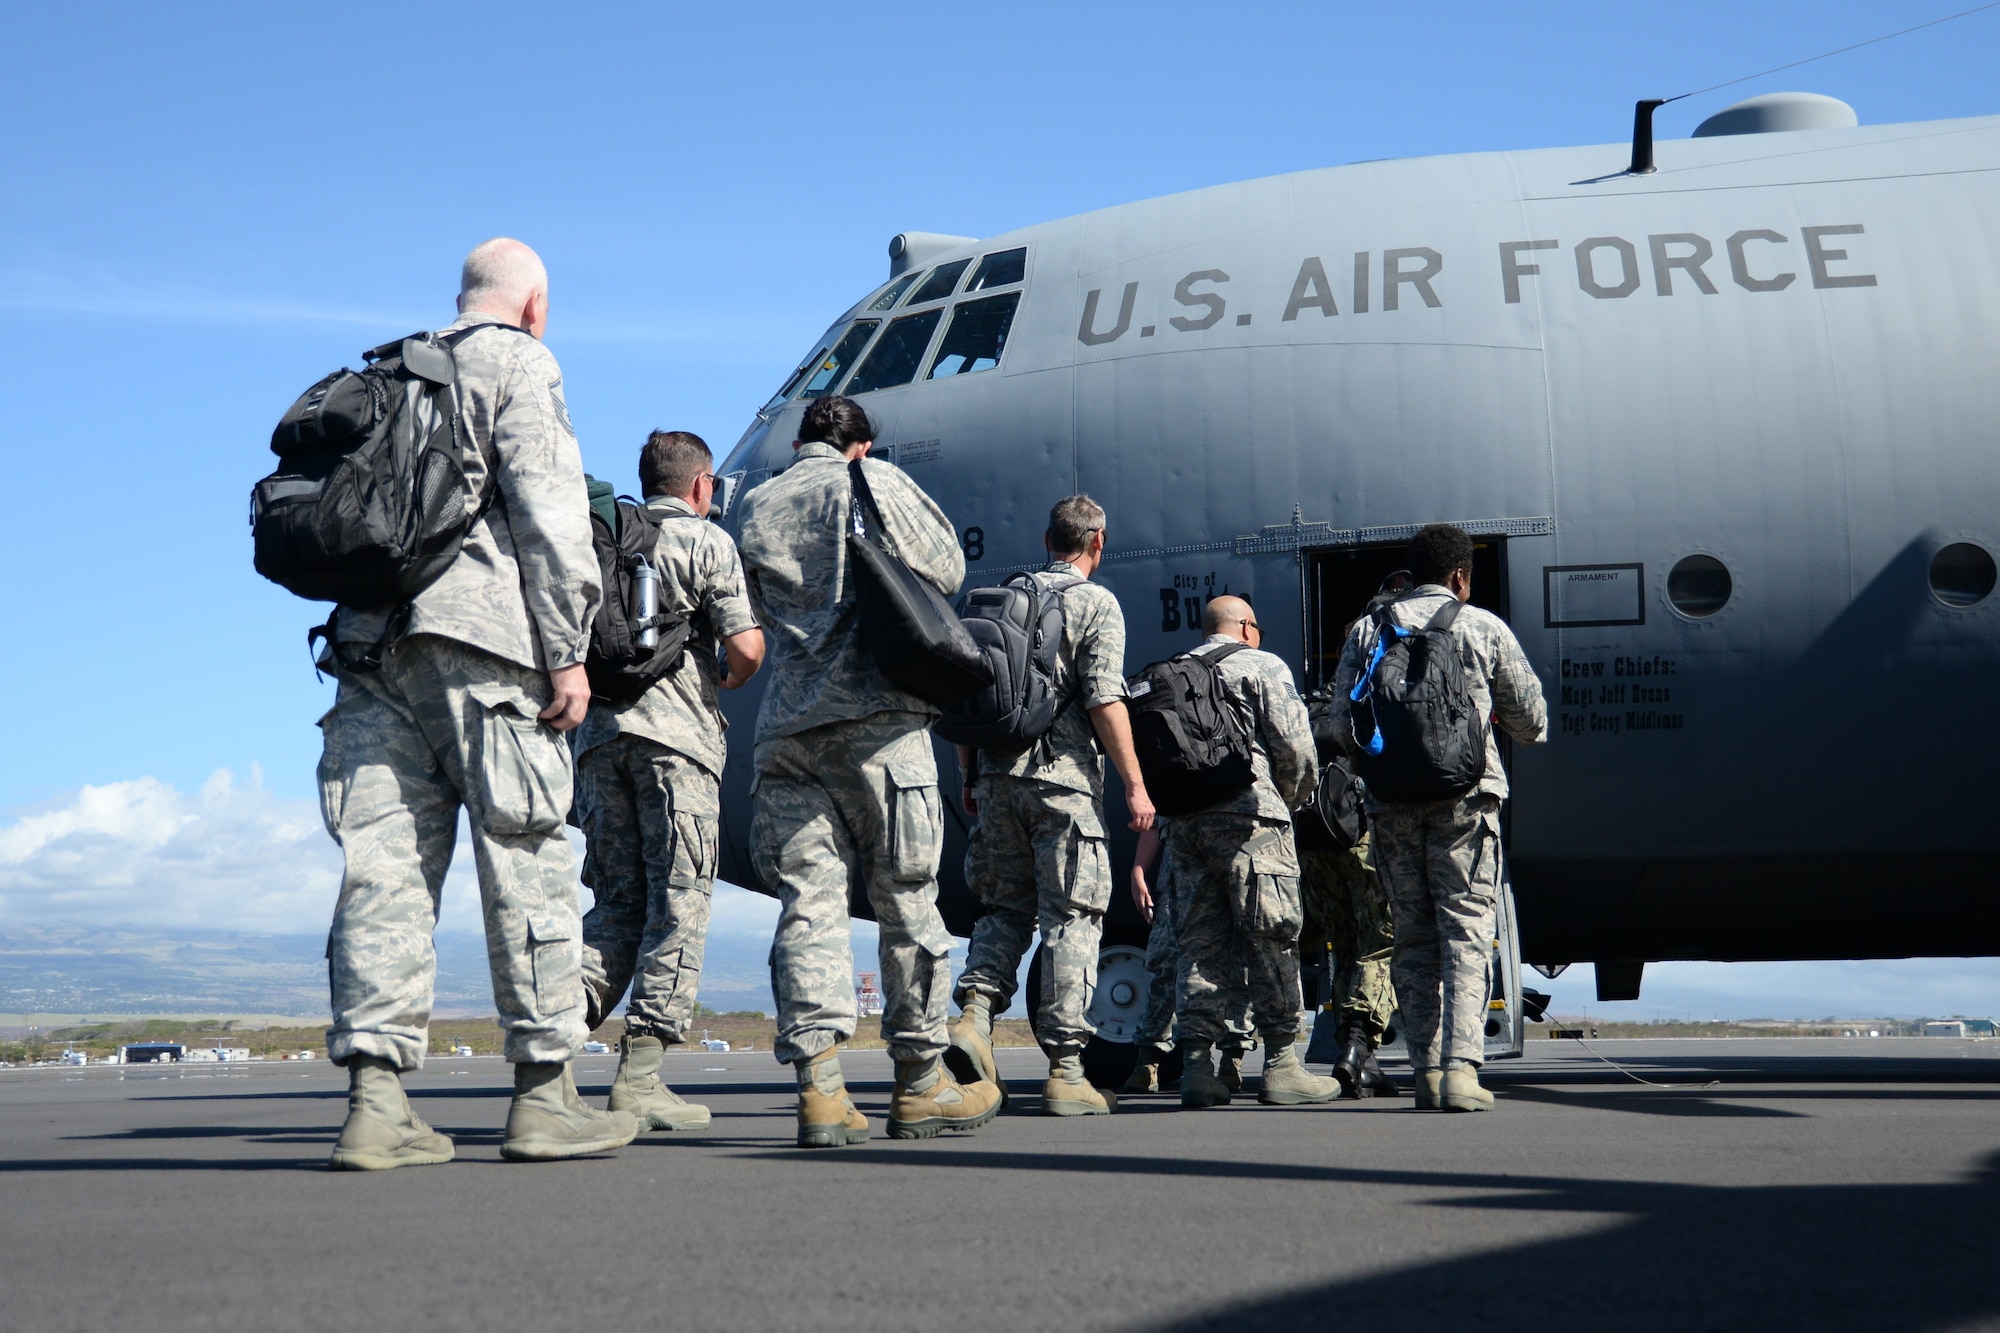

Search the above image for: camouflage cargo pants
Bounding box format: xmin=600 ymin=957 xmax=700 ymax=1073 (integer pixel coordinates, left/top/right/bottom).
xmin=317 ymin=634 xmax=585 ymax=1069
xmin=1299 ymin=832 xmax=1397 ymax=1042
xmin=1373 ymin=792 xmax=1503 ymax=1068
xmin=751 ymin=714 xmax=953 ymax=1066
xmin=1166 ymin=814 xmax=1307 ymax=1044
xmin=1134 ymin=843 xmax=1255 ymax=1054
xmin=955 ymin=775 xmax=1110 ymax=1053
xmin=576 ymin=735 xmax=715 ymax=1044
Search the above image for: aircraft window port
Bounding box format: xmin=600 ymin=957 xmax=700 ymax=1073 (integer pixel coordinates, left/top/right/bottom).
xmin=965 ymin=247 xmax=1027 ymax=292
xmin=799 ymin=320 xmax=880 ymax=399
xmin=927 ymin=292 xmax=1020 ymax=379
xmin=845 ymin=309 xmax=944 ymax=394
xmin=1667 ymin=554 xmax=1732 ymax=618
xmin=766 ymin=323 xmax=846 ymax=411
xmin=867 ymin=274 xmax=920 ymax=312
xmin=907 ymin=258 xmax=972 ymax=306
xmin=1929 ymin=542 xmax=1996 ymax=607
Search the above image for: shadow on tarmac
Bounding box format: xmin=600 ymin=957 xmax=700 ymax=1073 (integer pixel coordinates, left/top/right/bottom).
xmin=1137 ymin=1149 xmax=2000 ymax=1333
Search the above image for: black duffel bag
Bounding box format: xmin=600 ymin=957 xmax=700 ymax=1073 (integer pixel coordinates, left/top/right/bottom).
xmin=846 ymin=459 xmax=993 ymax=705
xmin=1294 ymin=753 xmax=1368 ymax=852
xmin=1295 ymin=689 xmax=1368 ymax=852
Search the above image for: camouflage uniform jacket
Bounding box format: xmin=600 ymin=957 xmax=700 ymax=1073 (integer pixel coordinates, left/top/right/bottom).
xmin=1329 ymin=584 xmax=1548 ymax=804
xmin=571 ymin=496 xmax=758 ymax=777
xmin=979 ymin=560 xmax=1128 ymax=799
xmin=736 ymin=442 xmax=964 ymax=757
xmin=332 ymin=312 xmax=599 ymax=671
xmin=1190 ymin=635 xmax=1318 ymax=822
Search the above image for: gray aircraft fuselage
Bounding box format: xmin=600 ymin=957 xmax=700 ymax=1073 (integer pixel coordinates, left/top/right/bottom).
xmin=711 ymin=107 xmax=2000 ymax=974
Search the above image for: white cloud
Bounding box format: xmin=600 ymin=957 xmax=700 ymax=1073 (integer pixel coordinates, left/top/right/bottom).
xmin=0 ymin=263 xmax=813 ymax=361
xmin=0 ymin=772 xmax=829 ymax=968
xmin=0 ymin=265 xmax=426 ymax=329
xmin=0 ymin=769 xmax=338 ymax=934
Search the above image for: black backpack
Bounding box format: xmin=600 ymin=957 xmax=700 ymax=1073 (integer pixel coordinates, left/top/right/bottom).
xmin=1296 ymin=691 xmax=1368 ymax=851
xmin=252 ymin=326 xmax=501 ymax=610
xmin=934 ymin=572 xmax=1085 ymax=751
xmin=584 ymin=484 xmax=695 ymax=707
xmin=1348 ymin=596 xmax=1489 ymax=804
xmin=1125 ymin=641 xmax=1256 ymax=817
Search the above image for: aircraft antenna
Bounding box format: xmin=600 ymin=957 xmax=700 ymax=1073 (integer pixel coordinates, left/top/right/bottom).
xmin=1624 ymin=0 xmax=2000 ymax=175
xmin=1673 ymin=0 xmax=2000 ymax=102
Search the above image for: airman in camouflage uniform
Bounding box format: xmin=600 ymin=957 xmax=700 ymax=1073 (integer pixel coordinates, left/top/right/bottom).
xmin=572 ymin=431 xmax=765 ymax=1132
xmin=1330 ymin=525 xmax=1547 ymax=1112
xmin=317 ymin=239 xmax=637 ymax=1167
xmin=1166 ymin=596 xmax=1342 ymax=1108
xmin=946 ymin=496 xmax=1157 ymax=1117
xmin=1123 ymin=820 xmax=1254 ymax=1095
xmin=737 ymin=395 xmax=1000 ymax=1146
xmin=1298 ymin=831 xmax=1399 ymax=1095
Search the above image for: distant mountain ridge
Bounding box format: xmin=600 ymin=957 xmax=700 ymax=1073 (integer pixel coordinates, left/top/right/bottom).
xmin=0 ymin=925 xmax=777 ymax=1017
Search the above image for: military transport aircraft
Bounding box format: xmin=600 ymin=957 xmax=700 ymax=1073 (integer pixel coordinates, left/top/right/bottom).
xmin=704 ymin=91 xmax=2000 ymax=1065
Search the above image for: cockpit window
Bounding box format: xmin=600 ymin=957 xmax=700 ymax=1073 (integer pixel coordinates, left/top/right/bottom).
xmin=907 ymin=259 xmax=971 ymax=305
xmin=867 ymin=274 xmax=920 ymax=312
xmin=763 ymin=322 xmax=844 ymax=414
xmin=965 ymin=247 xmax=1026 ymax=291
xmin=845 ymin=309 xmax=943 ymax=394
xmin=926 ymin=293 xmax=1019 ymax=380
xmin=799 ymin=320 xmax=879 ymax=398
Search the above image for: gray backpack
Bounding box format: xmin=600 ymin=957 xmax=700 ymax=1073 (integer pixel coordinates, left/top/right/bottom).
xmin=935 ymin=572 xmax=1085 ymax=752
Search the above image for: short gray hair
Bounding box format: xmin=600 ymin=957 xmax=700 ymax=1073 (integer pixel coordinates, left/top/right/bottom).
xmin=640 ymin=430 xmax=712 ymax=500
xmin=1047 ymin=494 xmax=1106 ymax=558
xmin=460 ymin=237 xmax=548 ymax=314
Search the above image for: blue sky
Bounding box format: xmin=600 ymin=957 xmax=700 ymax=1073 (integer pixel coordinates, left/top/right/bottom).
xmin=1 ymin=2 xmax=1996 ymax=1019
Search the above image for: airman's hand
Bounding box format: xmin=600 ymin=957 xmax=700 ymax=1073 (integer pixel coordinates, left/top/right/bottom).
xmin=1130 ymin=865 xmax=1154 ymax=924
xmin=1125 ymin=783 xmax=1156 ymax=832
xmin=540 ymin=664 xmax=591 ymax=732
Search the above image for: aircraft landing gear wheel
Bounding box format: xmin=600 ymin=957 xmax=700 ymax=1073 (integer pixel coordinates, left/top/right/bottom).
xmin=1026 ymin=942 xmax=1158 ymax=1088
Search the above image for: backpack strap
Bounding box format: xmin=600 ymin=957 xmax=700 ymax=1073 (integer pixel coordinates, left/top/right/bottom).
xmin=847 ymin=458 xmax=891 ymax=551
xmin=1190 ymin=640 xmax=1251 ymax=665
xmin=314 ymin=323 xmax=536 ymax=679
xmin=438 ymin=320 xmax=525 ymax=347
xmin=1423 ymin=597 xmax=1466 ymax=633
xmin=309 ymin=604 xmax=410 ymax=676
xmin=1033 ymin=574 xmax=1095 ymax=749
xmin=1350 ymin=618 xmax=1395 ymax=757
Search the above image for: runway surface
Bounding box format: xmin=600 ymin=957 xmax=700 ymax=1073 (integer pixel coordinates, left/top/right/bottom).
xmin=3 ymin=1039 xmax=1997 ymax=1331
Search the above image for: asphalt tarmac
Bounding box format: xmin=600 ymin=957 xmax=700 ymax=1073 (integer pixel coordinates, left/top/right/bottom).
xmin=3 ymin=1039 xmax=1997 ymax=1332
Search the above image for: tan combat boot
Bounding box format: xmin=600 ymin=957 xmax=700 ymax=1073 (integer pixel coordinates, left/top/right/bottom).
xmin=944 ymin=992 xmax=1006 ymax=1108
xmin=1257 ymin=1038 xmax=1342 ymax=1105
xmin=888 ymin=1058 xmax=1001 ymax=1139
xmin=1179 ymin=1041 xmax=1231 ymax=1109
xmin=1412 ymin=1068 xmax=1444 ymax=1110
xmin=1440 ymin=1062 xmax=1495 ymax=1112
xmin=796 ymin=1046 xmax=870 ymax=1149
xmin=1121 ymin=1050 xmax=1165 ymax=1094
xmin=1042 ymin=1050 xmax=1115 ymax=1117
xmin=1217 ymin=1047 xmax=1245 ymax=1094
xmin=328 ymin=1056 xmax=454 ymax=1171
xmin=608 ymin=1032 xmax=711 ymax=1131
xmin=500 ymin=1061 xmax=640 ymax=1161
